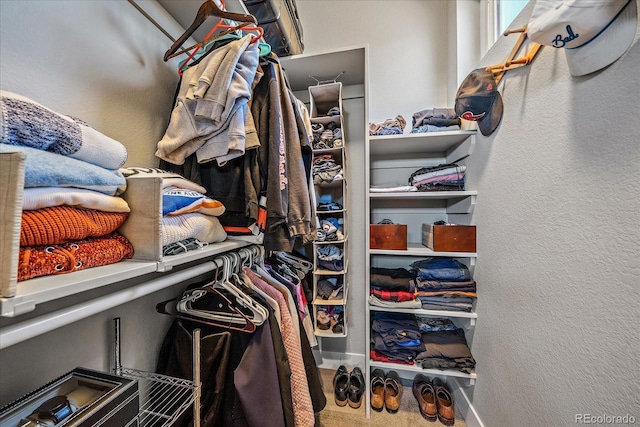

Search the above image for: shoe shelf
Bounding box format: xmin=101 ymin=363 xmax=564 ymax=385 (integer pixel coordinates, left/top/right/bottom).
xmin=365 ymin=127 xmax=479 ymax=417
xmin=368 ymin=360 xmax=476 ymax=384
xmin=310 ymin=81 xmax=349 ymax=338
xmin=117 ymin=368 xmax=198 ymax=427
xmin=114 ymin=318 xmax=202 ymax=427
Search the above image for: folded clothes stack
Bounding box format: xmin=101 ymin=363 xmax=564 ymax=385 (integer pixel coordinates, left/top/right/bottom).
xmin=371 ymin=312 xmax=422 ymax=363
xmin=369 ymin=115 xmax=406 ymax=136
xmin=411 ymin=108 xmax=461 ymax=134
xmin=120 ymin=167 xmax=228 ymax=250
xmin=311 ymin=121 xmax=343 ymax=150
xmin=408 ymin=163 xmax=466 ymax=192
xmin=316 ymin=244 xmax=344 ymax=271
xmin=312 ymin=154 xmax=343 ymax=184
xmin=411 ymin=258 xmax=476 ymax=312
xmin=369 ymin=267 xmax=420 ymax=309
xmin=1 ymin=90 xmax=135 ymax=281
xmin=316 ymin=217 xmax=344 ymax=242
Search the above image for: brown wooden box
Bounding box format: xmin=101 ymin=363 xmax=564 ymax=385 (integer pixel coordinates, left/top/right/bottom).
xmin=422 ymin=224 xmax=476 ymax=252
xmin=370 ymin=224 xmax=407 ymax=250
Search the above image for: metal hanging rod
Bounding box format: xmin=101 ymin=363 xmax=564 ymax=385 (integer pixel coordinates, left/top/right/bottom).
xmin=128 ymin=0 xmax=177 ymax=43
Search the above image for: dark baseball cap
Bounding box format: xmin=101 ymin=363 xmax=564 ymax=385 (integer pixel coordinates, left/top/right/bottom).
xmin=454 ymin=68 xmax=504 ymax=136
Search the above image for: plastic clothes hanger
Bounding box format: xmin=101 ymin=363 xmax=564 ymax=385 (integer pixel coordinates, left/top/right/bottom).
xmin=163 ymin=0 xmax=257 ymax=61
xmin=156 ymin=285 xmax=257 ymax=333
xmin=225 ymin=252 xmax=269 ymax=324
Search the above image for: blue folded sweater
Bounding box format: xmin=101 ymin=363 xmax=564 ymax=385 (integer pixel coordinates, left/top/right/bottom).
xmin=1 ymin=145 xmax=126 ymax=195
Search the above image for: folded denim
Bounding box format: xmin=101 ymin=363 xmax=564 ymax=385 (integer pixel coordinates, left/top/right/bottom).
xmin=317 ymin=245 xmax=344 ymax=261
xmin=412 ymin=124 xmax=461 ymax=134
xmin=317 ymin=202 xmax=343 ymax=211
xmin=416 ymin=317 xmax=457 ymax=332
xmin=317 ymin=259 xmax=344 ymax=271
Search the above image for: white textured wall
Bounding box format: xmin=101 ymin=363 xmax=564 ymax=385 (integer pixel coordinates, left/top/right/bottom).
xmin=296 ymin=0 xmax=451 ymax=124
xmin=298 ymin=1 xmax=640 ymax=425
xmin=0 ymin=0 xmax=187 ymax=405
xmin=466 ymin=4 xmax=640 ymax=426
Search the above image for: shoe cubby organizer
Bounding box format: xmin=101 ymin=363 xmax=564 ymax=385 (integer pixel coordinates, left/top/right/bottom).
xmin=309 ymin=81 xmax=349 ymax=338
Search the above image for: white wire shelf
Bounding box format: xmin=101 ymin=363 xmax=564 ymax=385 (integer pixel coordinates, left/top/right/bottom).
xmin=117 ymin=368 xmax=198 ymax=427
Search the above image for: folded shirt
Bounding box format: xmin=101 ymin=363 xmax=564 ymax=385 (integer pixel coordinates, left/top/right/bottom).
xmin=162 ymin=186 xmax=225 ymax=217
xmin=161 ymin=212 xmax=227 ymax=246
xmin=1 ymin=90 xmax=128 ymax=169
xmin=22 ymin=187 xmax=130 ymax=213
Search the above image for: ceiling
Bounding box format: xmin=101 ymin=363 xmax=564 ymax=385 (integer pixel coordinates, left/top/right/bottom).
xmin=156 ymin=0 xmax=250 ymax=44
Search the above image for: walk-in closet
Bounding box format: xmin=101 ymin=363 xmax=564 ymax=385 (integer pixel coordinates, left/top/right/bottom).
xmin=1 ymin=1 xmax=637 ymax=427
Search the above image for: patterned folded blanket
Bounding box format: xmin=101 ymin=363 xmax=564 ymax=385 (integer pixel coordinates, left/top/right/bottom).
xmin=18 ymin=232 xmax=134 ymax=281
xmin=1 ymin=90 xmax=127 ymax=169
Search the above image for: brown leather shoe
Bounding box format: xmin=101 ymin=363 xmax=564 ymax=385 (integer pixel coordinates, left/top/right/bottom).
xmin=412 ymin=374 xmax=437 ymax=422
xmin=432 ymin=377 xmax=455 ymax=426
xmin=370 ymin=369 xmax=385 ymax=412
xmin=384 ymin=370 xmax=402 ymax=414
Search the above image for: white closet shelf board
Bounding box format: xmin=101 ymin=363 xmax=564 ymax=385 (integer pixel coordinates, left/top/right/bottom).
xmin=0 ymin=240 xmax=252 ymax=318
xmin=370 ymin=242 xmax=477 ymax=258
xmin=369 ymin=360 xmax=476 ymax=384
xmin=370 ymin=306 xmax=477 ymax=323
xmin=279 ymin=45 xmax=367 ymax=92
xmin=0 ymin=260 xmax=156 ymax=318
xmin=156 ymin=240 xmax=251 ymax=271
xmin=370 ymin=131 xmax=476 ymax=163
xmin=369 ymin=191 xmax=477 ymax=199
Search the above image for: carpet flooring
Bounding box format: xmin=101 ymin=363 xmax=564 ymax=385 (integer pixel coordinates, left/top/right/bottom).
xmin=314 ymin=368 xmax=468 ymax=427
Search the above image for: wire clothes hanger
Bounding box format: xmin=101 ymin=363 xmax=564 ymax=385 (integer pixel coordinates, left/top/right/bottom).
xmin=163 ymin=0 xmax=257 ymax=62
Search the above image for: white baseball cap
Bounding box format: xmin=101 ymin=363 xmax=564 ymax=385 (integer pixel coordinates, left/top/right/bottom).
xmin=527 ymin=0 xmax=638 ymax=76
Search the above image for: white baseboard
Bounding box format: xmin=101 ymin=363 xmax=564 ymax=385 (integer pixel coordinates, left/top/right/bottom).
xmin=453 ymin=378 xmax=485 ymax=427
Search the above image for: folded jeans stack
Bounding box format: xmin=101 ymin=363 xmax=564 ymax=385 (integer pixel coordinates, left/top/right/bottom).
xmin=411 ymin=258 xmax=476 ymax=312
xmin=411 ymin=108 xmax=461 ymax=134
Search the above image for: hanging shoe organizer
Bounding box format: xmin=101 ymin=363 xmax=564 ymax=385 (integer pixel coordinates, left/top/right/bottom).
xmin=309 ymin=81 xmax=349 ymax=338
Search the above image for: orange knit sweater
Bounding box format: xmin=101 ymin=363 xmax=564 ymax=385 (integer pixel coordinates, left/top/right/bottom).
xmin=21 ymin=205 xmax=128 ymax=246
